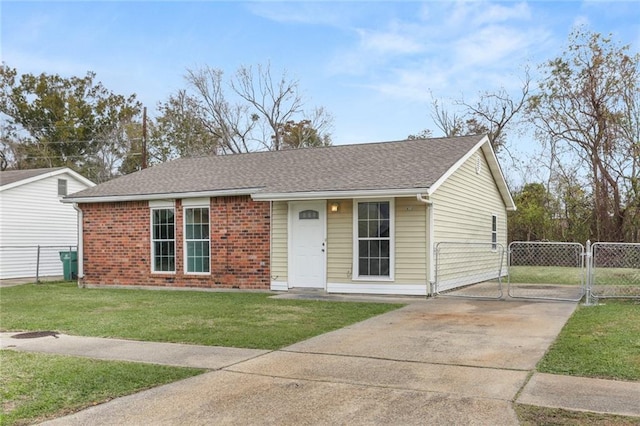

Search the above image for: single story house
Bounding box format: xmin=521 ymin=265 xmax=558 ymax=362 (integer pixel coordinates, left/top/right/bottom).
xmin=0 ymin=167 xmax=95 ymax=280
xmin=63 ymin=135 xmax=515 ymax=296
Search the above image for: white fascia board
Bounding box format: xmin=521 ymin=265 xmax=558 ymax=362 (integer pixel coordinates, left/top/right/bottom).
xmin=480 ymin=143 xmax=517 ymax=211
xmin=62 ymin=187 xmax=262 ymax=204
xmin=0 ymin=167 xmax=95 ymax=192
xmin=252 ymin=188 xmax=430 ymax=201
xmin=427 ymin=135 xmax=489 ymax=196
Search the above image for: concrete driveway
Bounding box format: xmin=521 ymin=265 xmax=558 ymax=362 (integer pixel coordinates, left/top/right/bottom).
xmin=42 ymin=297 xmax=577 ymax=425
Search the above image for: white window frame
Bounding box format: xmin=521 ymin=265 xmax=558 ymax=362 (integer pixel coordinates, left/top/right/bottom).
xmin=491 ymin=214 xmax=498 ymax=251
xmin=57 ymin=178 xmax=67 ymax=197
xmin=183 ymin=199 xmax=211 ymax=275
xmin=352 ymin=199 xmax=395 ymax=281
xmin=150 ymin=206 xmax=176 ymax=274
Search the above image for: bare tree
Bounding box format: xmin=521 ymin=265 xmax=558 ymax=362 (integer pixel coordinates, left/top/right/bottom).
xmin=527 ymin=30 xmax=640 ymax=241
xmin=422 ymin=70 xmax=530 ymax=153
xmin=430 ymin=97 xmax=466 ymax=137
xmin=231 ymin=64 xmax=304 ymax=151
xmin=457 ymin=68 xmax=531 ymax=151
xmin=154 ymin=63 xmax=332 ymax=156
xmin=185 ymin=67 xmax=256 ymax=154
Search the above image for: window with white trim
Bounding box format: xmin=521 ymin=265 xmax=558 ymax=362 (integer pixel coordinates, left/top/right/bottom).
xmin=184 ymin=207 xmax=210 ymax=273
xmin=356 ymin=201 xmax=392 ymax=278
xmin=491 ymin=214 xmax=498 ymax=250
xmin=152 ymin=208 xmax=175 ymax=272
xmin=57 ymin=179 xmax=67 ymax=196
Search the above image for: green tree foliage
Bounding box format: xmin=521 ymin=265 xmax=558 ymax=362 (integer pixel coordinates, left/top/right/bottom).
xmin=147 ymin=90 xmax=220 ymax=163
xmin=275 ymin=119 xmax=331 ymax=149
xmin=555 ymin=179 xmax=593 ymax=243
xmin=0 ymin=65 xmax=142 ymax=182
xmin=508 ymin=183 xmax=555 ymax=241
xmin=527 ymin=30 xmax=640 ymax=242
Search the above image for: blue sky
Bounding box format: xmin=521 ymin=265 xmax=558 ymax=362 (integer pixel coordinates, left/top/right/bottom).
xmin=2 ymin=1 xmax=639 ymax=181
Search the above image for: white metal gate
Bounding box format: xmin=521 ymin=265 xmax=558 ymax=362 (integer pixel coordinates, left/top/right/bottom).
xmin=507 ymin=241 xmax=586 ymax=302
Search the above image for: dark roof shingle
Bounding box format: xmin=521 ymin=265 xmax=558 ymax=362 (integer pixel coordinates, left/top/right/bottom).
xmin=66 ymin=135 xmax=485 ymax=200
xmin=0 ymin=167 xmax=66 ymax=187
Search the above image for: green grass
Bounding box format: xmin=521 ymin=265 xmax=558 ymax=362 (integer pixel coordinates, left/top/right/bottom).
xmin=593 ymin=267 xmax=640 ymax=286
xmin=509 ymin=265 xmax=639 ymax=286
xmin=537 ymin=299 xmax=640 ymax=381
xmin=509 ymin=265 xmax=585 ymax=285
xmin=0 ymin=282 xmax=402 ymax=350
xmin=515 ymin=404 xmax=640 ymax=425
xmin=0 ymin=350 xmax=203 ymax=426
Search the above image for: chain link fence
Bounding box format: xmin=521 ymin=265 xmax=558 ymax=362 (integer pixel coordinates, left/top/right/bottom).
xmin=434 ymin=242 xmax=506 ymax=299
xmin=589 ymin=242 xmax=640 ymax=300
xmin=435 ymin=240 xmax=639 ymax=303
xmin=507 ymin=241 xmax=586 ymax=301
xmin=0 ymin=245 xmax=77 ymax=282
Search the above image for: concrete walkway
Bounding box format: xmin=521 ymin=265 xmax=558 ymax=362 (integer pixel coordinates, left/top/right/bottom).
xmin=2 ymin=297 xmax=639 ymax=425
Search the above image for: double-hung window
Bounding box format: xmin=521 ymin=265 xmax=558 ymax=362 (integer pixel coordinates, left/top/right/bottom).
xmin=355 ymin=200 xmax=393 ymax=279
xmin=184 ymin=206 xmax=210 ymax=273
xmin=152 ymin=208 xmax=175 ymax=272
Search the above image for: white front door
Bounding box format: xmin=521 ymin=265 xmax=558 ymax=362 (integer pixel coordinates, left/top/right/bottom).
xmin=290 ymin=201 xmax=326 ymax=288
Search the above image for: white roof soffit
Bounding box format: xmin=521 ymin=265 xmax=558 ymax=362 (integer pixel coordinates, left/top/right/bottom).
xmin=252 ymin=188 xmax=431 ymax=201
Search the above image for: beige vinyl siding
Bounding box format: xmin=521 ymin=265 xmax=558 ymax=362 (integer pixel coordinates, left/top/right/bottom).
xmin=271 ymin=201 xmax=288 ymax=282
xmin=431 ymin=150 xmax=507 ymax=246
xmin=327 ymin=200 xmax=353 ymax=282
xmin=395 ymin=197 xmax=427 ymax=284
xmin=326 ymin=197 xmax=427 ymax=285
xmin=430 ymin=150 xmax=508 ymax=289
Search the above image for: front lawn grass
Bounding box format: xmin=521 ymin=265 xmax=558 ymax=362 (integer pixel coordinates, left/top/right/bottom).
xmin=0 ymin=350 xmax=203 ymax=426
xmin=0 ymin=282 xmax=402 ymax=350
xmin=537 ymin=299 xmax=640 ymax=381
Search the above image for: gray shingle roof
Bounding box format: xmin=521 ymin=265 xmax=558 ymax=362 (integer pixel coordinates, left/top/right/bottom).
xmin=0 ymin=167 xmax=66 ymax=187
xmin=65 ymin=135 xmax=486 ymax=201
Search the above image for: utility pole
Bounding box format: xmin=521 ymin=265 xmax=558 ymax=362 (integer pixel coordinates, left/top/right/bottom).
xmin=141 ymin=106 xmax=147 ymax=169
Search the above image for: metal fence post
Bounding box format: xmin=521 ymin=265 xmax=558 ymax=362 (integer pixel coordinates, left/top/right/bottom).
xmin=584 ymin=240 xmax=594 ymax=306
xmin=36 ymin=245 xmax=41 ymax=284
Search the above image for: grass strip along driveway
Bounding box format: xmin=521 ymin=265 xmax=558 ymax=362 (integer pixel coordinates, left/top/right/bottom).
xmin=1 ymin=282 xmax=402 ymax=425
xmin=516 ymin=299 xmax=640 ymax=425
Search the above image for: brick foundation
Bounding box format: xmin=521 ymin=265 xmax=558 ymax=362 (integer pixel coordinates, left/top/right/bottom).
xmin=80 ymin=196 xmax=270 ymax=289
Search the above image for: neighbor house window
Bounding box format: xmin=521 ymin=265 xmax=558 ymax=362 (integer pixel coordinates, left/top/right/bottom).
xmin=152 ymin=208 xmax=175 ymax=272
xmin=491 ymin=215 xmax=498 ymax=251
xmin=57 ymin=179 xmax=67 ymax=196
xmin=184 ymin=207 xmax=210 ymax=273
xmin=355 ymin=200 xmax=393 ymax=279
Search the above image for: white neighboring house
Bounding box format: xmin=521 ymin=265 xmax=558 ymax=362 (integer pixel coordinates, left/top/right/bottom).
xmin=0 ymin=167 xmax=95 ymax=280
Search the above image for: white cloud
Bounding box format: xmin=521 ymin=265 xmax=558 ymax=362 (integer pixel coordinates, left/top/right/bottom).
xmin=246 ymin=2 xmax=353 ymax=27
xmin=453 ymin=25 xmax=533 ymax=68
xmin=357 ymin=28 xmax=424 ymax=55
xmin=572 ymin=15 xmax=591 ymax=30
xmin=471 ymin=2 xmax=532 ymax=26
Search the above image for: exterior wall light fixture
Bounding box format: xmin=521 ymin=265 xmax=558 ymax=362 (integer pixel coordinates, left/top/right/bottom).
xmin=330 ymin=202 xmax=340 ymax=213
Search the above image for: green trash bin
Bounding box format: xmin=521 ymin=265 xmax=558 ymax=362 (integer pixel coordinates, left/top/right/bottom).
xmin=59 ymin=251 xmax=78 ymax=280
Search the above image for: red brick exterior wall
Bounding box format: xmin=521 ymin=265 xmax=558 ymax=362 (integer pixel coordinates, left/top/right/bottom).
xmin=80 ymin=196 xmax=271 ymax=289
